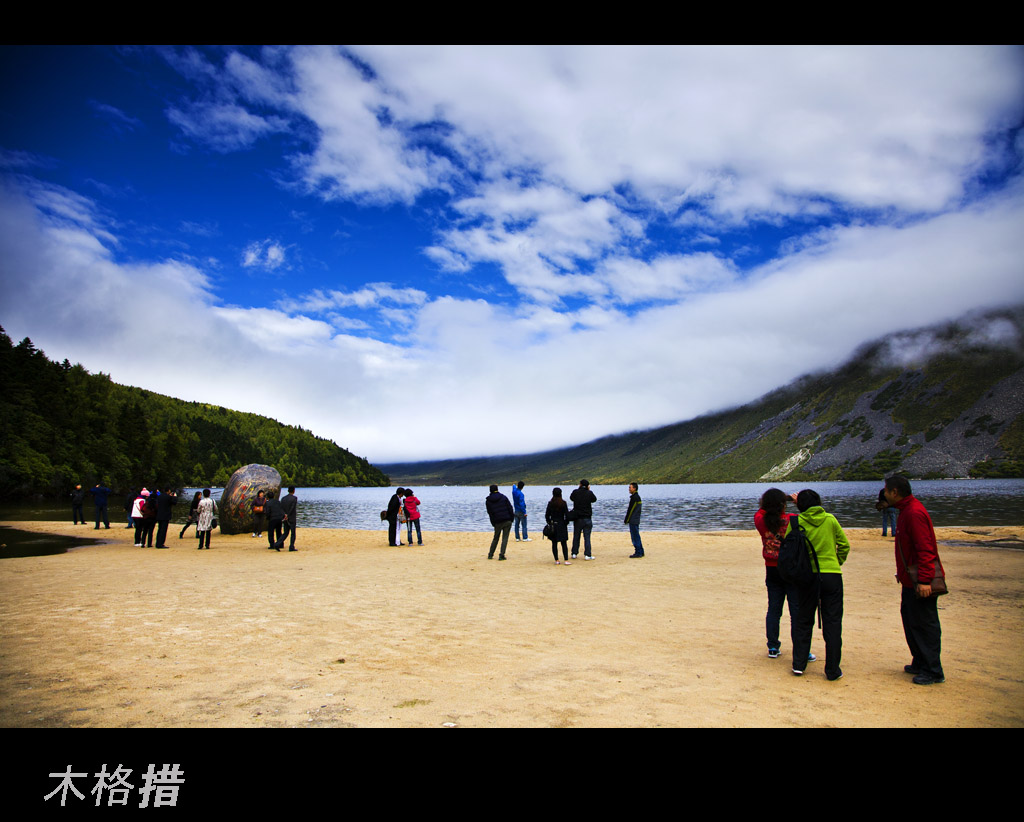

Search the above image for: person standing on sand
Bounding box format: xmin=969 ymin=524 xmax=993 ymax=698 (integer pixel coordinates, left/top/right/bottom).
xmin=280 ymin=486 xmax=298 ymax=551
xmin=570 ymin=479 xmax=597 ymax=560
xmin=403 ymin=488 xmax=423 ymax=545
xmin=625 ymin=482 xmax=644 ymax=558
xmin=545 ymin=487 xmax=571 ymax=564
xmin=155 ymin=486 xmax=177 ymax=548
xmin=265 ymin=491 xmax=286 ymax=551
xmin=485 ymin=484 xmax=514 ymax=560
xmin=884 ymin=475 xmax=946 ymax=686
xmin=513 ymin=481 xmax=531 ymax=542
xmin=876 ymin=488 xmax=898 ymax=537
xmin=252 ymin=489 xmax=267 ymax=538
xmin=786 ymin=489 xmax=848 ymax=680
xmin=196 ymin=488 xmax=216 ymax=550
xmin=180 ymin=491 xmax=201 ymax=539
xmin=386 ymin=488 xmax=405 ymax=546
xmin=141 ymin=488 xmax=158 ymax=547
xmin=71 ymin=484 xmax=86 ymax=525
xmin=90 ymin=482 xmax=112 ymax=529
xmin=755 ymin=488 xmax=803 ymax=659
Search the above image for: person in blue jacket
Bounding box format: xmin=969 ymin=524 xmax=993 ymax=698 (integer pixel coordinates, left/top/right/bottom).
xmin=512 ymin=481 xmax=531 ymax=542
xmin=90 ymin=483 xmax=112 ymax=529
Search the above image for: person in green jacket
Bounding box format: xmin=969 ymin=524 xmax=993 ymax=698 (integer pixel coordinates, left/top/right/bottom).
xmin=786 ymin=489 xmax=850 ymax=681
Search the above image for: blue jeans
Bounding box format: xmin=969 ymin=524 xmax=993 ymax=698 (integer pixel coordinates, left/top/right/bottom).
xmin=572 ymin=516 xmax=593 ymax=557
xmin=882 ymin=507 xmax=898 ymax=536
xmin=628 ymin=522 xmax=644 ymax=555
xmin=406 ymin=518 xmax=422 ymax=545
xmin=514 ymin=513 xmax=528 ymax=540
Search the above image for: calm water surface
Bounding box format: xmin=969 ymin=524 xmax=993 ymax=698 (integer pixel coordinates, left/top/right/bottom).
xmin=4 ymin=479 xmax=1022 ymax=533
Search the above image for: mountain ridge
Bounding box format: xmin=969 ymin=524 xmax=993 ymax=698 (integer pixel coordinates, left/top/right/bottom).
xmin=382 ymin=307 xmax=1024 ymax=486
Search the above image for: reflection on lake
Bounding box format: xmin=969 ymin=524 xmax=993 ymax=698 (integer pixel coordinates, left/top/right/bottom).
xmin=4 ymin=479 xmax=1022 ymax=533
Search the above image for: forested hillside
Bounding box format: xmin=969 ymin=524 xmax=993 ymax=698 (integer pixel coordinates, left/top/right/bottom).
xmin=0 ymin=328 xmax=390 ymax=496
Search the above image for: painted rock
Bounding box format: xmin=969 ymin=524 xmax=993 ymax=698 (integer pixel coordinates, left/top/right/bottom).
xmin=219 ymin=464 xmax=282 ymax=535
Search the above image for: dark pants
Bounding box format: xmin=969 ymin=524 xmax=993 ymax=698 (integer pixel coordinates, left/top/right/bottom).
xmin=283 ymin=519 xmax=296 ymax=549
xmin=94 ymin=504 xmax=109 ymax=528
xmin=156 ymin=520 xmax=170 ymax=547
xmin=268 ymin=518 xmax=284 ymax=549
xmin=765 ymin=566 xmax=797 ymax=652
xmin=792 ymin=573 xmax=843 ymax=679
xmin=572 ymin=516 xmax=593 ymax=557
xmin=387 ymin=516 xmax=399 ymax=546
xmin=198 ymin=529 xmax=211 ymax=549
xmin=901 ymin=586 xmax=943 ymax=678
xmin=489 ymin=520 xmax=512 ymax=558
xmin=72 ymin=504 xmax=84 ymax=524
xmin=141 ymin=519 xmax=156 ymax=547
xmin=134 ymin=517 xmax=145 ymax=545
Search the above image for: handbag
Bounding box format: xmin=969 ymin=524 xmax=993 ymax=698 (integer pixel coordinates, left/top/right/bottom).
xmin=897 ymin=542 xmax=948 ymax=596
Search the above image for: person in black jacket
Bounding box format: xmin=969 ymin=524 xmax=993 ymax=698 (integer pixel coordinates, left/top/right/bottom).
xmin=386 ymin=488 xmax=405 ymax=546
xmin=265 ymin=491 xmax=286 ymax=551
xmin=71 ymin=484 xmax=86 ymax=525
xmin=280 ymin=487 xmax=298 ymax=551
xmin=570 ymin=480 xmax=597 ymax=560
xmin=625 ymin=482 xmax=644 ymax=558
xmin=546 ymin=487 xmax=571 ymax=564
xmin=154 ymin=487 xmax=177 ymax=549
xmin=485 ymin=485 xmax=514 ymax=560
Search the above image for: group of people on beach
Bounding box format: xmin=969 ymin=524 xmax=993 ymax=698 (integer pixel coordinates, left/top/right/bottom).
xmin=483 ymin=480 xmax=644 ymax=563
xmin=383 ymin=487 xmax=423 ymax=546
xmin=754 ymin=475 xmax=946 ymax=686
xmin=383 ymin=480 xmax=644 ymax=563
xmin=249 ymin=488 xmax=299 ymax=552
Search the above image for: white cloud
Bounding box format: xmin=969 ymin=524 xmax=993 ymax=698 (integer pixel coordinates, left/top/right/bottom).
xmin=4 ymin=47 xmax=1024 ymax=464
xmin=241 ymin=239 xmax=287 ymax=270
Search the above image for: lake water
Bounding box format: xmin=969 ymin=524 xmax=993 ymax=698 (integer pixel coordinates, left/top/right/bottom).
xmin=8 ymin=474 xmax=1011 ymax=532
xmin=3 ymin=479 xmax=1022 ymax=534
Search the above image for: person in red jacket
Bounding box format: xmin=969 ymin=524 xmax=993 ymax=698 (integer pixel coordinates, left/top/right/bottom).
xmin=754 ymin=487 xmax=815 ymax=664
xmin=884 ymin=475 xmax=945 ymax=685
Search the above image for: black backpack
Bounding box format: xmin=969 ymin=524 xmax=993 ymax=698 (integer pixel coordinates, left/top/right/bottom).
xmin=777 ymin=518 xmax=821 ymax=586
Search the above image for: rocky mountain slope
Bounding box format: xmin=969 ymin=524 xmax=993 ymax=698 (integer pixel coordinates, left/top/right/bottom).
xmin=383 ymin=307 xmax=1024 ymax=485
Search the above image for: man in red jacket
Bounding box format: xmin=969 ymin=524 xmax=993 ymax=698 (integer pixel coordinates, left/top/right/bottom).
xmin=884 ymin=475 xmax=945 ymax=685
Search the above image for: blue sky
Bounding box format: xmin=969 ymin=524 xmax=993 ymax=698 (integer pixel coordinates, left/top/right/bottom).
xmin=2 ymin=46 xmax=1023 ymax=463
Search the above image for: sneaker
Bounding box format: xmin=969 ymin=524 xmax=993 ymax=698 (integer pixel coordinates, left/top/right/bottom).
xmin=827 ymin=669 xmax=844 ymax=681
xmin=571 ymin=554 xmax=578 ymax=559
xmin=768 ymin=648 xmax=781 ymax=659
xmin=584 ymin=555 xmax=595 ymax=560
xmin=792 ymin=669 xmax=804 ymax=676
xmin=629 ymin=553 xmax=644 ymax=558
xmin=523 ymin=538 xmax=532 ymax=542
xmin=498 ymin=556 xmax=507 ymax=561
xmin=912 ymin=673 xmax=945 ymax=685
xmin=807 ymin=653 xmax=817 ymax=663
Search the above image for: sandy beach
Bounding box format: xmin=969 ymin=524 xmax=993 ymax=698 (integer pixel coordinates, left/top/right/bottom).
xmin=1 ymin=520 xmax=1022 ymax=728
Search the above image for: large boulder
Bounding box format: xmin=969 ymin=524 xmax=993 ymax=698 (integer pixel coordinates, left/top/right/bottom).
xmin=219 ymin=464 xmax=282 ymax=535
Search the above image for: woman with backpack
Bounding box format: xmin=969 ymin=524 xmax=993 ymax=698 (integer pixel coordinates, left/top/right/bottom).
xmin=784 ymin=489 xmax=850 ymax=681
xmin=754 ymin=488 xmax=804 ymax=660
